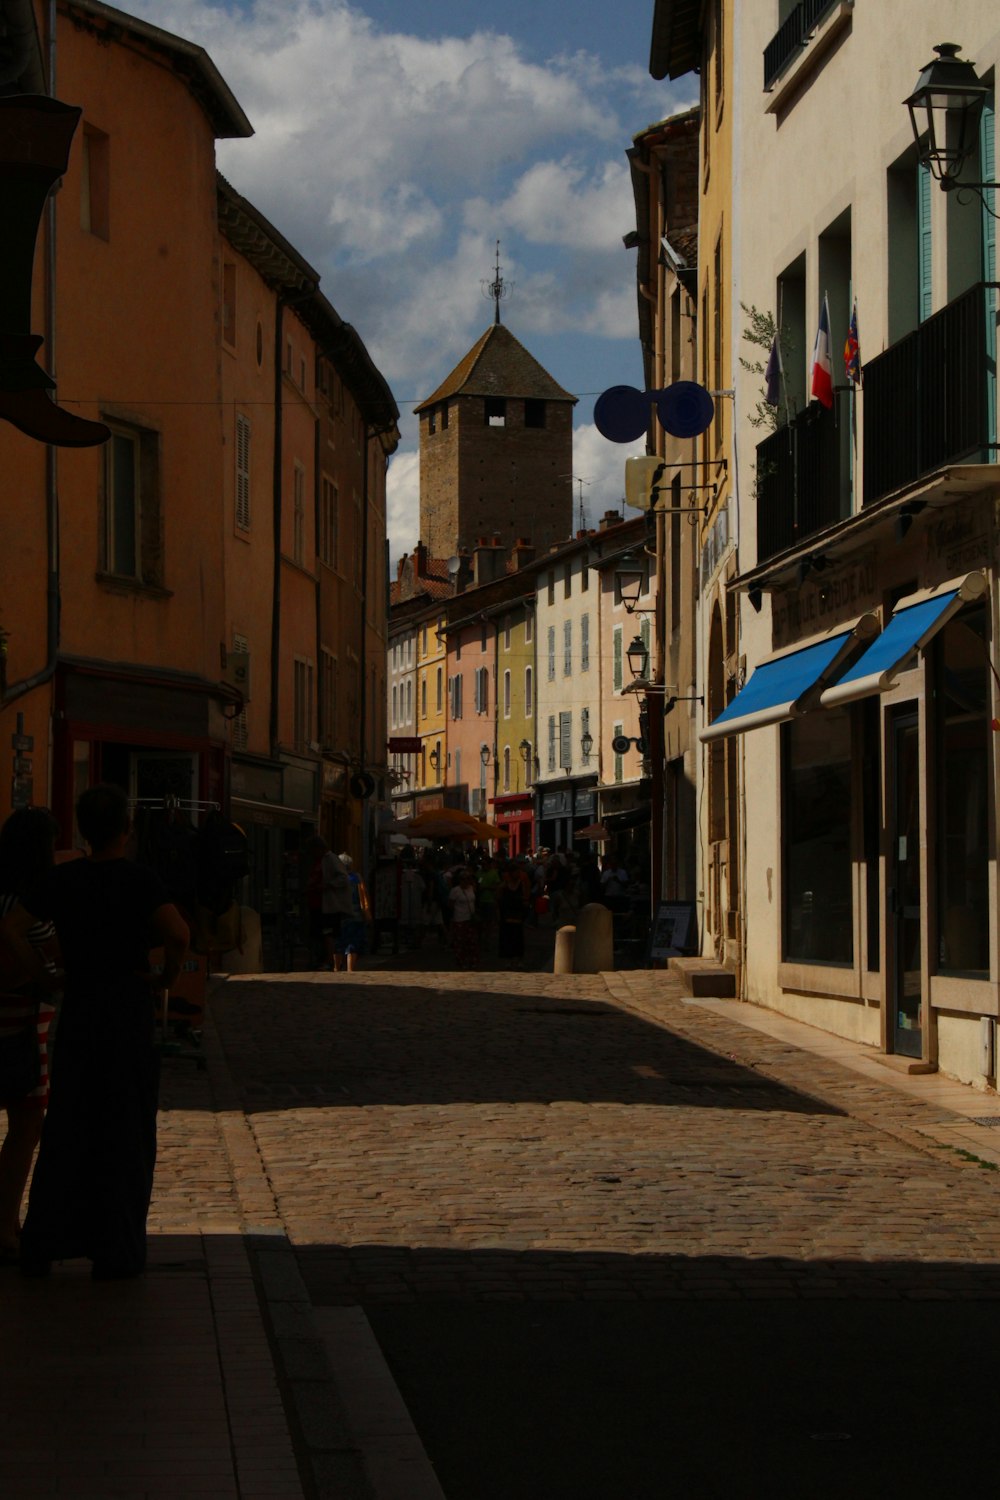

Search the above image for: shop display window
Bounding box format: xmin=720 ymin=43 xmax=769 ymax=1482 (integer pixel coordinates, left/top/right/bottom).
xmin=782 ymin=709 xmax=853 ymax=964
xmin=935 ymin=604 xmax=990 ymax=975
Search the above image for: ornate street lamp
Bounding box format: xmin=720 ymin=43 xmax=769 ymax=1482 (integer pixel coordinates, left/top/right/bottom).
xmin=580 ymin=729 xmax=594 ymax=762
xmin=905 ymin=43 xmax=991 ymax=191
xmin=626 ymin=634 xmax=650 ymax=683
xmin=614 ymin=555 xmax=646 ymax=615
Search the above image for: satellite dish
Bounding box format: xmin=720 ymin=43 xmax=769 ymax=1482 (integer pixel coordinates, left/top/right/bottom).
xmin=594 ymin=385 xmax=650 ymax=444
xmin=624 ymin=456 xmax=665 ymax=512
xmin=655 ymin=382 xmax=714 ymax=438
xmin=446 ymin=555 xmax=462 ymax=576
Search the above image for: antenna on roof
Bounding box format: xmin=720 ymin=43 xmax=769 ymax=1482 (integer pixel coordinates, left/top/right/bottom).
xmin=481 ymin=240 xmax=513 ymax=325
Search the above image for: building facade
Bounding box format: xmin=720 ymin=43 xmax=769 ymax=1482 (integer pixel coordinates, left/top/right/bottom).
xmin=651 ymin=0 xmax=1000 ymax=1087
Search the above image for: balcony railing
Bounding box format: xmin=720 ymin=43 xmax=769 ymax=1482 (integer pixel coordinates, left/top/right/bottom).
xmin=863 ymin=282 xmax=994 ymax=507
xmin=755 ymin=391 xmax=849 ymax=563
xmin=763 ymin=0 xmax=840 ymax=91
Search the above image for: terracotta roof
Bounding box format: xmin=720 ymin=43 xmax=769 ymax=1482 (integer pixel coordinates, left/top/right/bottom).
xmin=390 ymin=553 xmax=454 ymax=606
xmin=415 ymin=324 xmax=576 ymax=413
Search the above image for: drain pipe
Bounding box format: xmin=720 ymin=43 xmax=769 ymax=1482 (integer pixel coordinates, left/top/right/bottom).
xmin=3 ymin=0 xmax=60 ymax=710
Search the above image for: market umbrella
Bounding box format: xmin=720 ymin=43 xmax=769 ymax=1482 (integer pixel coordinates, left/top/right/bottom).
xmin=406 ymin=807 xmax=483 ymax=833
xmin=575 ymin=821 xmax=610 ymax=841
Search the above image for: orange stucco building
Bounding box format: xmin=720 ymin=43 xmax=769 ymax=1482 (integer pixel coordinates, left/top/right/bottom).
xmin=1 ymin=2 xmax=397 ymax=948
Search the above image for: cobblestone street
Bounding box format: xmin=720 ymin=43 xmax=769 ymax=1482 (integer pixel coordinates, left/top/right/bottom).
xmin=211 ymin=968 xmax=1000 ymax=1302
xmin=8 ymin=964 xmax=1000 ymax=1499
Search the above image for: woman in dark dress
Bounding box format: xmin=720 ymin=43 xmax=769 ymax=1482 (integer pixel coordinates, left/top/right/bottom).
xmin=1 ymin=784 xmax=188 ymax=1280
xmin=496 ymin=864 xmax=528 ymax=962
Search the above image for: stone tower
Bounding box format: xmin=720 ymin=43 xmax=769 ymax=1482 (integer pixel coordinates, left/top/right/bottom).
xmin=415 ymin=323 xmax=576 ymax=559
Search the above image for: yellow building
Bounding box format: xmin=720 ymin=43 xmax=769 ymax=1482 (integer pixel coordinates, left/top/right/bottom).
xmin=651 ymin=0 xmax=742 ymax=975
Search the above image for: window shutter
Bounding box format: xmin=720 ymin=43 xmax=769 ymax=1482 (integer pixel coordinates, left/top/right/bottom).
xmin=548 ymin=626 xmax=556 ymax=681
xmin=917 ymin=160 xmax=932 ymax=324
xmin=559 ymin=711 xmax=572 ymax=769
xmin=548 ymin=715 xmax=556 ymax=771
xmin=236 ymin=414 xmax=251 ymax=529
xmin=581 ymin=613 xmax=589 ymax=671
xmin=613 ymin=626 xmax=623 ymax=691
xmin=563 ymin=619 xmax=572 ymax=675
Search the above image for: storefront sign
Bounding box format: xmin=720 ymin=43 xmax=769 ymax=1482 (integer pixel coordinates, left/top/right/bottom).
xmin=648 ymin=901 xmax=697 ymax=959
xmin=541 ymin=790 xmax=572 ymax=817
xmin=928 ymin=503 xmax=992 ymax=575
xmin=388 ymin=737 xmax=422 ymax=754
xmin=772 ymin=553 xmax=878 ymax=648
xmin=501 ymin=806 xmax=532 ymax=821
xmin=574 ymin=790 xmax=596 ymax=816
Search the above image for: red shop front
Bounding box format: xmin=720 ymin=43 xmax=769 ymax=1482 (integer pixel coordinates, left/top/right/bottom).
xmin=490 ymin=793 xmax=535 ymax=857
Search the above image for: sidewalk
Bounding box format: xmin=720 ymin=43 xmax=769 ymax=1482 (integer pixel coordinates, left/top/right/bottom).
xmin=4 ymin=963 xmax=1000 ymax=1499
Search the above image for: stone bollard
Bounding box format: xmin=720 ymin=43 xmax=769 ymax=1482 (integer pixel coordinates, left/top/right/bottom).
xmin=573 ymin=902 xmax=614 ymax=973
xmin=553 ymin=925 xmax=576 ymax=974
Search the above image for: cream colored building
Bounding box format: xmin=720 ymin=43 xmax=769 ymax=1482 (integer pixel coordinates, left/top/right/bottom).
xmin=701 ymin=3 xmax=999 ymax=1087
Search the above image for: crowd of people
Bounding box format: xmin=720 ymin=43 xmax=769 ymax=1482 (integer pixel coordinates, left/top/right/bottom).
xmin=396 ymin=844 xmax=647 ymax=970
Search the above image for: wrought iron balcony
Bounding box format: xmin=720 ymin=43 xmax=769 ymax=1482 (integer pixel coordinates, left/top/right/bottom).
xmin=863 ymin=282 xmax=995 ymax=506
xmin=755 ymin=392 xmax=850 ymax=564
xmin=763 ymin=0 xmax=840 ymax=91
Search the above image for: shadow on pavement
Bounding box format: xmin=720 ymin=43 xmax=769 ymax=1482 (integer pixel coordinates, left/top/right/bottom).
xmin=209 ymin=979 xmax=843 ymax=1117
xmin=296 ymin=1242 xmax=1000 ymax=1500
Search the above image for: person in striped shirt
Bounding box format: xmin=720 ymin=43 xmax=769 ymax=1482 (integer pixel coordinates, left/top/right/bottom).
xmin=0 ymin=807 xmax=61 ymax=1262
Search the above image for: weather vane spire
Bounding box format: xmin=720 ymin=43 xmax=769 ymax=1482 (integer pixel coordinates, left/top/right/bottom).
xmin=481 ymin=240 xmax=512 ymax=325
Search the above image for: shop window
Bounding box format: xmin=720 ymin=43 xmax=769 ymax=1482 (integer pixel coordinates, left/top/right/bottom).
xmin=782 ymin=710 xmax=853 ymax=964
xmin=936 ymin=604 xmax=990 ymax=974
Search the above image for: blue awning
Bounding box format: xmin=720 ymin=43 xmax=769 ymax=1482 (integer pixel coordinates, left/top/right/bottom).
xmin=820 ymin=573 xmax=988 ymax=708
xmin=701 ymin=617 xmax=878 ymax=742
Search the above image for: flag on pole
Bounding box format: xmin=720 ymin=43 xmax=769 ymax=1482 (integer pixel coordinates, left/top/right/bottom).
xmin=844 ymin=300 xmax=862 ymax=387
xmin=810 ymin=294 xmax=833 ymax=408
xmin=764 ymin=332 xmax=783 ymax=406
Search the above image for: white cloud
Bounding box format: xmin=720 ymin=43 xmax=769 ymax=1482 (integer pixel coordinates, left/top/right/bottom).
xmin=386 ymin=447 xmax=420 ymax=559
xmin=485 ymin=158 xmax=634 ymax=251
xmin=570 ymin=423 xmax=648 ymax=530
xmin=125 ymin=0 xmax=686 ymax=560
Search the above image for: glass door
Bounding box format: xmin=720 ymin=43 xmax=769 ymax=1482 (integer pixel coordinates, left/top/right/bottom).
xmin=890 ymin=710 xmax=922 ymax=1057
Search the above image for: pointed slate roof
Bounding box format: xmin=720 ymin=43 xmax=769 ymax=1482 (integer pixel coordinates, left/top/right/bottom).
xmin=414 ymin=324 xmax=576 ymax=413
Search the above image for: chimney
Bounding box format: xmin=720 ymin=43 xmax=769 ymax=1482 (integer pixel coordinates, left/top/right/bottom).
xmin=510 ymin=537 xmax=535 ymax=570
xmin=474 ymin=538 xmax=502 ymax=587
xmin=599 ymin=510 xmax=622 ymax=532
xmin=413 ymin=540 xmax=428 ymax=577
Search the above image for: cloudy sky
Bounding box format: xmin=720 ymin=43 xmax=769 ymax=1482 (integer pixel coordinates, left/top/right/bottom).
xmin=125 ymin=0 xmax=695 ymax=555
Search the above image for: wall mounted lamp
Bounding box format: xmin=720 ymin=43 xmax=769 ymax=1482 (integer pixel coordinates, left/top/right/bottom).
xmin=905 ymin=43 xmax=997 ymax=215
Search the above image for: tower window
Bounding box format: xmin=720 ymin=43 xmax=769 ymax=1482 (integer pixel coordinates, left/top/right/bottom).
xmin=525 ymin=399 xmax=546 ymax=428
xmin=484 ymin=398 xmax=506 ymax=428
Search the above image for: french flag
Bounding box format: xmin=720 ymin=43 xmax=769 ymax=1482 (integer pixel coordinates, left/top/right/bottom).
xmin=810 ymin=293 xmax=834 ymax=408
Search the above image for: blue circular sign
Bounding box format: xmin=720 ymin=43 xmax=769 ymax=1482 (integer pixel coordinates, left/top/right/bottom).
xmin=594 ymin=385 xmax=650 ymax=444
xmin=655 ymin=381 xmax=715 ymax=438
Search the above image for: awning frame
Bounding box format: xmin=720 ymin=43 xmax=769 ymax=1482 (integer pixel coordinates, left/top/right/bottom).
xmin=700 ymin=613 xmax=879 ymax=743
xmin=819 ymin=572 xmax=988 ymax=709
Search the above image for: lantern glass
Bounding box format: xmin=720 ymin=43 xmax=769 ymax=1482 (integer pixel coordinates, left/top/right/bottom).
xmin=905 ymin=43 xmax=988 ymax=184
xmin=626 ymin=634 xmax=649 ymax=680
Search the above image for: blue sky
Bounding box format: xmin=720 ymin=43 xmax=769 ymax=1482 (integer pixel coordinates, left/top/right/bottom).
xmin=126 ymin=1 xmax=695 ymax=551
